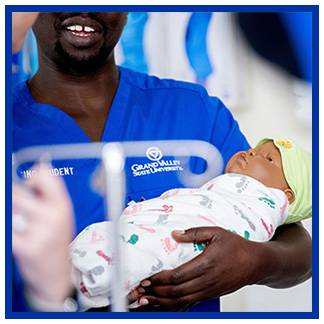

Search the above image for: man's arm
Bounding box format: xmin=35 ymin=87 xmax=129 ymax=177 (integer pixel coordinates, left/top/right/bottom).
xmin=128 ymin=224 xmax=312 ymax=311
xmin=255 ymin=222 xmax=312 ymax=288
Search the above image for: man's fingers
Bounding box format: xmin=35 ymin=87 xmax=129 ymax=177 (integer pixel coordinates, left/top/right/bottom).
xmin=143 ymin=274 xmax=207 ymax=298
xmin=139 ymin=291 xmax=206 ymax=310
xmin=138 ymin=295 xmax=180 ymax=309
xmin=172 ymin=226 xmax=225 ymax=243
xmin=129 ymin=303 xmax=164 ymax=312
xmin=127 ymin=288 xmax=144 ymax=303
xmin=142 ymin=252 xmax=209 ymax=287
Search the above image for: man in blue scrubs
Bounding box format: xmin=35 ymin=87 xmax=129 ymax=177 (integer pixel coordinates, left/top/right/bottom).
xmin=12 ymin=12 xmax=312 ymax=312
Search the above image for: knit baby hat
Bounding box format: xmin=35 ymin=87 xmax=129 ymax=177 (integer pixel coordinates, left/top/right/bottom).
xmin=256 ymin=138 xmax=312 ymax=224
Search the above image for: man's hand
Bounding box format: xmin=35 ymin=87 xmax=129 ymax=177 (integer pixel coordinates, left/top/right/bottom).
xmin=129 ymin=221 xmax=311 ymax=312
xmin=128 ymin=226 xmax=264 ymax=311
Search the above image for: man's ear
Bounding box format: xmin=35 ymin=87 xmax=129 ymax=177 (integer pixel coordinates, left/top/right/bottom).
xmin=284 ymin=188 xmax=295 ymax=204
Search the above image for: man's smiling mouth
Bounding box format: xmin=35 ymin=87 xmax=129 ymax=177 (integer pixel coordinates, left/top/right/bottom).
xmin=60 ymin=16 xmax=104 ymax=47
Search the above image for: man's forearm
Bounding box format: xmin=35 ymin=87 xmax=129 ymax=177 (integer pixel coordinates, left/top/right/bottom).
xmin=255 ymin=222 xmax=312 ymax=288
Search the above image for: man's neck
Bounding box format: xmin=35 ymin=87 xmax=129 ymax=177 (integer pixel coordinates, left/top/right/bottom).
xmin=28 ymin=57 xmax=119 ymax=117
xmin=27 ymin=56 xmax=120 ymax=142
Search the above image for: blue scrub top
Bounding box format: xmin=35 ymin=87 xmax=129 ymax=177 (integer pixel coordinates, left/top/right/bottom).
xmin=12 ymin=66 xmax=250 ymax=312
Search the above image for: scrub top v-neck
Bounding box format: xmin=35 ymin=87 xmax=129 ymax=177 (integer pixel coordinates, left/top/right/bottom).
xmin=14 ymin=68 xmax=130 ymax=145
xmin=13 ymin=66 xmax=250 ymax=312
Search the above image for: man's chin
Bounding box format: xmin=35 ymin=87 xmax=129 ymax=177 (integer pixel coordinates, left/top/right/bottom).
xmin=67 ymin=53 xmax=98 ymax=64
xmin=61 ymin=46 xmax=102 ymax=63
xmin=54 ymin=43 xmax=110 ymax=75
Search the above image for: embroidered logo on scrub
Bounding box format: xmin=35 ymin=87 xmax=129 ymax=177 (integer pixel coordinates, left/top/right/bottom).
xmin=130 ymin=146 xmax=184 ymax=177
xmin=20 ymin=166 xmax=75 ymax=179
xmin=146 ymin=147 xmax=163 ymax=161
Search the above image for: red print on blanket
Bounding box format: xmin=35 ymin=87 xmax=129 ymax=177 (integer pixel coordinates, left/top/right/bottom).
xmin=149 ymin=205 xmax=174 ymax=213
xmin=136 ymin=224 xmax=156 ymax=233
xmin=123 ymin=204 xmax=143 ymax=217
xmin=161 ymin=237 xmax=179 ymax=254
xmin=80 ymin=281 xmax=89 ymax=295
xmin=198 ymin=214 xmax=217 ymax=225
xmin=261 ymin=218 xmax=274 ymax=238
xmin=91 ymin=231 xmax=104 ymax=243
xmin=162 ymin=189 xmax=180 ymax=199
xmin=280 ymin=198 xmax=289 ymax=218
xmin=96 ymin=250 xmax=113 ymax=265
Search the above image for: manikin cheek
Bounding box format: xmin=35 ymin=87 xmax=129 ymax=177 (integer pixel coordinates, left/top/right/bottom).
xmin=242 ymin=164 xmax=271 ymax=183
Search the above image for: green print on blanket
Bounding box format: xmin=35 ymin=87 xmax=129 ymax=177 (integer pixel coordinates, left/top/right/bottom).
xmin=258 ymin=196 xmax=276 ymax=209
xmin=127 ymin=234 xmax=139 ymax=245
xmin=193 ymin=242 xmax=205 ymax=252
xmin=230 ymin=229 xmax=250 ymax=240
xmin=244 ymin=230 xmax=250 ymax=240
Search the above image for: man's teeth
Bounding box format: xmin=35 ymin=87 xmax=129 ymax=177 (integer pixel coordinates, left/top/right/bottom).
xmin=66 ymin=25 xmax=95 ymax=32
xmin=84 ymin=26 xmax=94 ymax=32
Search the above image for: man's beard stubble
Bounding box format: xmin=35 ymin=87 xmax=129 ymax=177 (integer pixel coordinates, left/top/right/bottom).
xmin=53 ymin=41 xmax=114 ymax=77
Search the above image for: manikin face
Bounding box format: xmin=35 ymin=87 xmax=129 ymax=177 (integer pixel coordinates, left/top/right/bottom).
xmin=225 ymin=141 xmax=295 ymax=204
xmin=32 ymin=12 xmax=128 ymax=74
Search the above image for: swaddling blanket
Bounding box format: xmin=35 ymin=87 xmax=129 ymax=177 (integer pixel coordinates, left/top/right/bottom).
xmin=71 ymin=173 xmax=288 ymax=309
